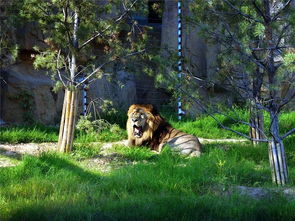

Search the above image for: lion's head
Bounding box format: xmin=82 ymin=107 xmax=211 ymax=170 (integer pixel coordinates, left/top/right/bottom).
xmin=127 ymin=104 xmax=162 ymax=146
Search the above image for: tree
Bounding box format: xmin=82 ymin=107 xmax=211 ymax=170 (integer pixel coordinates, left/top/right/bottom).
xmin=185 ymin=0 xmax=295 ymax=185
xmin=21 ymin=0 xmax=146 ymax=152
xmin=149 ymin=1 xmax=295 ymax=185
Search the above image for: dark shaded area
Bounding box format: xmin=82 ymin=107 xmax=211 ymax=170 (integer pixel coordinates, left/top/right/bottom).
xmin=148 ymin=0 xmax=163 ymax=24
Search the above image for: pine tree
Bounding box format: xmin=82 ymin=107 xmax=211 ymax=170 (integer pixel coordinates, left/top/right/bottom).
xmin=20 ymin=0 xmax=146 ymax=152
xmin=188 ymin=0 xmax=295 ymax=185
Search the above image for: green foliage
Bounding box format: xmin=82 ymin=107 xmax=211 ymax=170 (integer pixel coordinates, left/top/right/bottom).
xmin=0 ymin=0 xmax=19 ymax=68
xmin=75 ymin=128 xmax=127 ymax=143
xmin=75 ymin=114 xmax=126 ymax=143
xmin=76 ymin=115 xmax=111 ymax=134
xmin=19 ymin=0 xmax=149 ymax=85
xmin=283 ymin=52 xmax=295 ymax=72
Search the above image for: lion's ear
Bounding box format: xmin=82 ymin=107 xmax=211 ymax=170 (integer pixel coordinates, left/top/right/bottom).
xmin=127 ymin=104 xmax=136 ymax=116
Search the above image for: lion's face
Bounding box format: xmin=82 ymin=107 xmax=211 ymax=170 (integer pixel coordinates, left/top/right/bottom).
xmin=128 ymin=107 xmax=150 ymax=138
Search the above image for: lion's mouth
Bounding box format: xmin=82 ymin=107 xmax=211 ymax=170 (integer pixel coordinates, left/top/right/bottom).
xmin=133 ymin=125 xmax=143 ymax=138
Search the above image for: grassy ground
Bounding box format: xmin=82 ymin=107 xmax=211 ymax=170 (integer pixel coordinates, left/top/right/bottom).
xmin=1 ymin=109 xmax=294 ymax=143
xmin=170 ymin=109 xmax=295 ymax=139
xmin=0 ymin=110 xmax=295 ymax=220
xmin=0 ymin=142 xmax=295 ymax=221
xmin=0 ymin=124 xmax=127 ymax=144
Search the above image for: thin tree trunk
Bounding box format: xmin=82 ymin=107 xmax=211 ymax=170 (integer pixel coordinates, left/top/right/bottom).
xmin=249 ymin=104 xmax=265 ymax=145
xmin=268 ymin=139 xmax=288 ymax=185
xmin=262 ymin=0 xmax=288 ymax=185
xmin=250 ymin=61 xmax=265 ymax=145
xmin=58 ymin=89 xmax=78 ymax=152
xmin=268 ymin=111 xmax=288 ymax=185
xmin=57 ymin=8 xmax=79 ymax=153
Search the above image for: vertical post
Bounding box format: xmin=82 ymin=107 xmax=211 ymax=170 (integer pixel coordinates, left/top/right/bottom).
xmin=177 ymin=0 xmax=184 ymax=120
xmin=82 ymin=80 xmax=87 ymax=116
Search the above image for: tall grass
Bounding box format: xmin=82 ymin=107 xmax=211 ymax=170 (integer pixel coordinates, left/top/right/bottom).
xmin=0 ymin=142 xmax=295 ymax=220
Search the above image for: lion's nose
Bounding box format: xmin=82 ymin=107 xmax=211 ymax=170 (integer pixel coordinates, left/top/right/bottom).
xmin=132 ymin=118 xmax=138 ymax=122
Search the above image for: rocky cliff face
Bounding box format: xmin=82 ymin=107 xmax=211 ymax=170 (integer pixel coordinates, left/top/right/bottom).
xmin=0 ymin=1 xmax=229 ymax=125
xmin=0 ymin=22 xmax=168 ymax=124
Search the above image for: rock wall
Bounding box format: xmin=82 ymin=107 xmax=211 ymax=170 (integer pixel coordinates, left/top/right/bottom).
xmin=0 ymin=1 xmax=231 ymax=124
xmin=161 ymin=0 xmax=234 ymax=116
xmin=2 ymin=62 xmax=63 ymax=124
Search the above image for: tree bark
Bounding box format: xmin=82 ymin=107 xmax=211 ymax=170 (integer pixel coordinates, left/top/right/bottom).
xmin=57 ymin=8 xmax=79 ymax=153
xmin=262 ymin=0 xmax=288 ymax=185
xmin=249 ymin=105 xmax=265 ymax=145
xmin=58 ymin=89 xmax=78 ymax=152
xmin=268 ymin=111 xmax=288 ymax=185
xmin=268 ymin=139 xmax=288 ymax=185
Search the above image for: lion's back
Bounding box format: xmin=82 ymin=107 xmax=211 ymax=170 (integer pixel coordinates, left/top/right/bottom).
xmin=164 ymin=130 xmax=202 ymax=157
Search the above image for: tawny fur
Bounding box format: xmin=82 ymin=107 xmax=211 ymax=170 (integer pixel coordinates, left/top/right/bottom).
xmin=127 ymin=104 xmax=202 ymax=156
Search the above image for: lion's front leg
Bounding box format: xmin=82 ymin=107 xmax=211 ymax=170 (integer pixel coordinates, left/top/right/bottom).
xmin=128 ymin=138 xmax=136 ymax=146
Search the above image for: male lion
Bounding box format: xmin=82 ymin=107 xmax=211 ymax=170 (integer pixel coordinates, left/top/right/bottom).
xmin=126 ymin=104 xmax=202 ymax=157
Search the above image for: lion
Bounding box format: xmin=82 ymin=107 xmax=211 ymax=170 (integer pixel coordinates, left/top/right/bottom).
xmin=126 ymin=104 xmax=202 ymax=157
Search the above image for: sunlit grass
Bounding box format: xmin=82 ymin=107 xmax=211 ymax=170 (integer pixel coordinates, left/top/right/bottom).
xmin=0 ymin=142 xmax=295 ymax=220
xmin=0 ymin=109 xmax=294 ymax=220
xmin=170 ymin=109 xmax=295 ymax=139
xmin=0 ymin=124 xmax=127 ymax=144
xmin=1 ymin=109 xmax=294 ymax=143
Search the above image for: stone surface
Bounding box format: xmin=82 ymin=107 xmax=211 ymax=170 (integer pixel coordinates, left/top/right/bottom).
xmin=2 ymin=62 xmax=63 ymax=124
xmin=88 ymin=70 xmax=137 ymax=111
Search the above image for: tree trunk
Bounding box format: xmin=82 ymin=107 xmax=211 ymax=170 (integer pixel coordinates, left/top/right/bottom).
xmin=250 ymin=65 xmax=265 ymax=145
xmin=57 ymin=8 xmax=79 ymax=153
xmin=249 ymin=105 xmax=265 ymax=145
xmin=268 ymin=140 xmax=288 ymax=185
xmin=268 ymin=111 xmax=288 ymax=185
xmin=58 ymin=89 xmax=78 ymax=153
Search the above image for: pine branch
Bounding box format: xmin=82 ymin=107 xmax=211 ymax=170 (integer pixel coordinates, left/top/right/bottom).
xmin=282 ymin=128 xmax=295 ymax=140
xmin=222 ymin=0 xmax=263 ymax=23
xmin=75 ymin=49 xmax=145 ymax=87
xmin=272 ymin=0 xmax=294 ymax=21
xmin=79 ymin=0 xmax=139 ymax=50
xmin=252 ymin=0 xmax=267 ymax=21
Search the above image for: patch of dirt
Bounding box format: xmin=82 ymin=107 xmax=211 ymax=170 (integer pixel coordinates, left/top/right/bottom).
xmin=0 ymin=142 xmax=57 ymax=167
xmin=0 ymin=138 xmax=245 ymax=168
xmin=0 ymin=156 xmax=18 ymax=167
xmin=214 ymin=185 xmax=295 ymax=200
xmin=81 ymin=152 xmax=136 ymax=173
xmin=199 ymin=138 xmax=247 ymax=143
xmin=0 ymin=140 xmax=129 ymax=169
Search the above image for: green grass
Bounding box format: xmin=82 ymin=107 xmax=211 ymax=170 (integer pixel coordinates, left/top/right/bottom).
xmin=0 ymin=124 xmax=59 ymax=143
xmin=0 ymin=124 xmax=127 ymax=144
xmin=1 ymin=109 xmax=294 ymax=220
xmin=170 ymin=109 xmax=295 ymax=139
xmin=1 ymin=109 xmax=294 ymax=143
xmin=0 ymin=141 xmax=295 ymax=220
